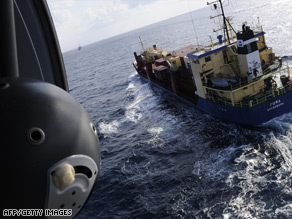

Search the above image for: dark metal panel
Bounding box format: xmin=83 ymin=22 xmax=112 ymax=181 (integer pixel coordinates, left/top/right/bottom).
xmin=14 ymin=0 xmax=69 ymax=91
xmin=14 ymin=1 xmax=44 ymax=81
xmin=0 ymin=1 xmax=19 ymax=77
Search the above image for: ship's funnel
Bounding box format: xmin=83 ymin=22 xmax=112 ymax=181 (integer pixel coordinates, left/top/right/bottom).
xmin=237 ymin=26 xmax=263 ymax=79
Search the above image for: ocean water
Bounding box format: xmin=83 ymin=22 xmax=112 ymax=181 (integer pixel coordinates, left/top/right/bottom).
xmin=63 ymin=0 xmax=292 ymax=218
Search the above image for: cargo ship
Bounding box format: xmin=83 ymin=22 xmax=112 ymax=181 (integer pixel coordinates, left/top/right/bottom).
xmin=133 ymin=0 xmax=291 ymax=126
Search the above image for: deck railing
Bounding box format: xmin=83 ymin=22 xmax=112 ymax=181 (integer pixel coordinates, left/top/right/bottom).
xmin=203 ymin=63 xmax=289 ymax=92
xmin=212 ymin=81 xmax=292 ymax=108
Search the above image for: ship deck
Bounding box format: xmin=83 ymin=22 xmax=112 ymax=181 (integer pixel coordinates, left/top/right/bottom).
xmin=203 ymin=64 xmax=292 ymax=108
xmin=204 ymin=65 xmax=290 ymax=92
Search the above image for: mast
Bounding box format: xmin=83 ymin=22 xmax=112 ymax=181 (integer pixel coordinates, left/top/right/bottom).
xmin=208 ymin=0 xmax=236 ymax=44
xmin=218 ymin=0 xmax=230 ymax=43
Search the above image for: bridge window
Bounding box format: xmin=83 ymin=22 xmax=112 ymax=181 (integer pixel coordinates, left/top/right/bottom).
xmin=205 ymin=56 xmax=211 ymax=62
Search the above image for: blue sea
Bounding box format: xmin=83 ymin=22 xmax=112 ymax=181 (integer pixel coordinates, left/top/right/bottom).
xmin=63 ymin=0 xmax=292 ymax=218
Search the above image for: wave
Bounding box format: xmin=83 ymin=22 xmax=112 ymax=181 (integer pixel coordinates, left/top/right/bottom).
xmin=262 ymin=112 xmax=292 ymax=134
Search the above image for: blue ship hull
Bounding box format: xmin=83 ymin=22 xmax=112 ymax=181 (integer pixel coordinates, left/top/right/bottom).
xmin=137 ymin=69 xmax=292 ymax=126
xmin=197 ymin=94 xmax=290 ymax=126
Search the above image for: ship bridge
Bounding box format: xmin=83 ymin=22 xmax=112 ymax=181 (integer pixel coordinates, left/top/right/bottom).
xmin=186 ymin=27 xmax=291 ymax=108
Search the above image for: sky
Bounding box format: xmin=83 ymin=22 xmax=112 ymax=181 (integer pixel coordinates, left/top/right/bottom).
xmin=47 ymin=0 xmax=206 ymax=52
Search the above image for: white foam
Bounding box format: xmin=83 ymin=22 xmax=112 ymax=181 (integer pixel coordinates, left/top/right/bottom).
xmin=125 ymin=84 xmax=154 ymax=123
xmin=222 ymin=213 xmax=232 ymax=219
xmin=147 ymin=126 xmax=164 ymax=135
xmin=275 ymin=203 xmax=292 ymax=215
xmin=262 ymin=112 xmax=292 ymax=133
xmin=144 ymin=126 xmax=165 ymax=148
xmin=271 ymin=133 xmax=292 ymax=171
xmin=125 ymin=106 xmax=142 ymax=123
xmin=193 ymin=145 xmax=243 ymax=180
xmin=222 ymin=132 xmax=292 ymax=217
xmin=128 ymin=71 xmax=137 ymax=78
xmin=98 ymin=120 xmax=119 ymax=134
xmin=126 ymin=82 xmax=136 ymax=90
xmin=125 ymin=95 xmax=146 ymax=123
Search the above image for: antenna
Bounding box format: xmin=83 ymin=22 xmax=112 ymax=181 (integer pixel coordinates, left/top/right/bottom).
xmin=139 ymin=36 xmax=145 ymax=52
xmin=188 ymin=0 xmax=200 ymax=50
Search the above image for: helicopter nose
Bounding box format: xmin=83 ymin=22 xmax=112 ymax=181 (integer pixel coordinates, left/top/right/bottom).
xmin=1 ymin=78 xmax=101 ymax=218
